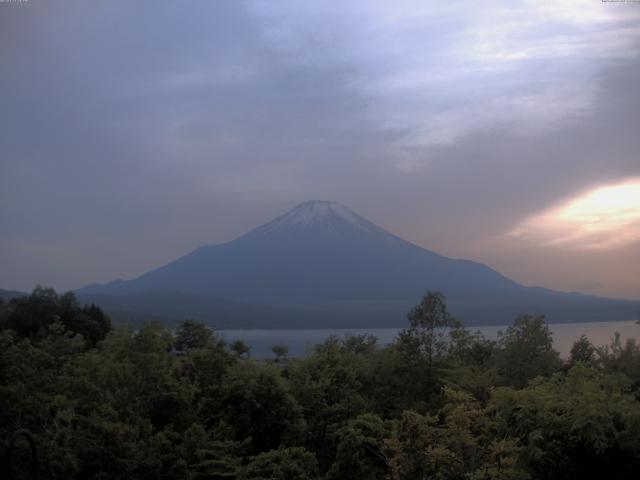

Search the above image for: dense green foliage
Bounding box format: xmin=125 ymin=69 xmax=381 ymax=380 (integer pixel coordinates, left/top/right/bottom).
xmin=1 ymin=289 xmax=640 ymax=479
xmin=0 ymin=286 xmax=110 ymax=347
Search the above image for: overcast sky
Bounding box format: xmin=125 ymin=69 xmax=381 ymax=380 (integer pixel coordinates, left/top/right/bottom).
xmin=1 ymin=0 xmax=639 ymax=299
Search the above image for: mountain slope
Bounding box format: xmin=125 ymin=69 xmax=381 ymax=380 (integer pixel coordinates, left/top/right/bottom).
xmin=0 ymin=288 xmax=29 ymax=301
xmin=78 ymin=201 xmax=638 ymax=326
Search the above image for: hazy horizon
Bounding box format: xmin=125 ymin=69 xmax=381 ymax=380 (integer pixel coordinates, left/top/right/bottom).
xmin=1 ymin=1 xmax=639 ymax=299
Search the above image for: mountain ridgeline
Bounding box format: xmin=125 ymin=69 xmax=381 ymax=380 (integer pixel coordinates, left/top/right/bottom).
xmin=77 ymin=201 xmax=637 ymax=328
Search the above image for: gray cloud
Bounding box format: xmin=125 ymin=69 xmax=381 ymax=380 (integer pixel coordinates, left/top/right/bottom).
xmin=1 ymin=0 xmax=639 ymax=298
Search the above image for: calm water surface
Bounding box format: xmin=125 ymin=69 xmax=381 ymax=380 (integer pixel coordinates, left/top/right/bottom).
xmin=220 ymin=320 xmax=640 ymax=359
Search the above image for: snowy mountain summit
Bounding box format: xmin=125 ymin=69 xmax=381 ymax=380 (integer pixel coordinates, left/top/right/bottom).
xmin=250 ymin=200 xmax=377 ymax=237
xmin=279 ymin=201 xmax=366 ymax=227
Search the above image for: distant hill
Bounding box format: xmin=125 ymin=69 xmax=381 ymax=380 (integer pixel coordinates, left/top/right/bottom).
xmin=0 ymin=288 xmax=28 ymax=301
xmin=76 ymin=290 xmax=348 ymax=329
xmin=77 ymin=200 xmax=638 ymax=328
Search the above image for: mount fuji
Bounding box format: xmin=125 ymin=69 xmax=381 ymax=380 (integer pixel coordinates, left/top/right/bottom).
xmin=77 ymin=201 xmax=637 ymax=328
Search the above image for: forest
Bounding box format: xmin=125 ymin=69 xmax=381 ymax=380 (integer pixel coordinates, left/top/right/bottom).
xmin=2 ymin=287 xmax=640 ymax=479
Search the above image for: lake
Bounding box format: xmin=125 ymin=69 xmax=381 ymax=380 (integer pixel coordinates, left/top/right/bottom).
xmin=220 ymin=320 xmax=640 ymax=359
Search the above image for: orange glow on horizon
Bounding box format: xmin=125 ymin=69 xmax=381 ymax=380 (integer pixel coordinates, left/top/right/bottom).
xmin=510 ymin=178 xmax=640 ymax=249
